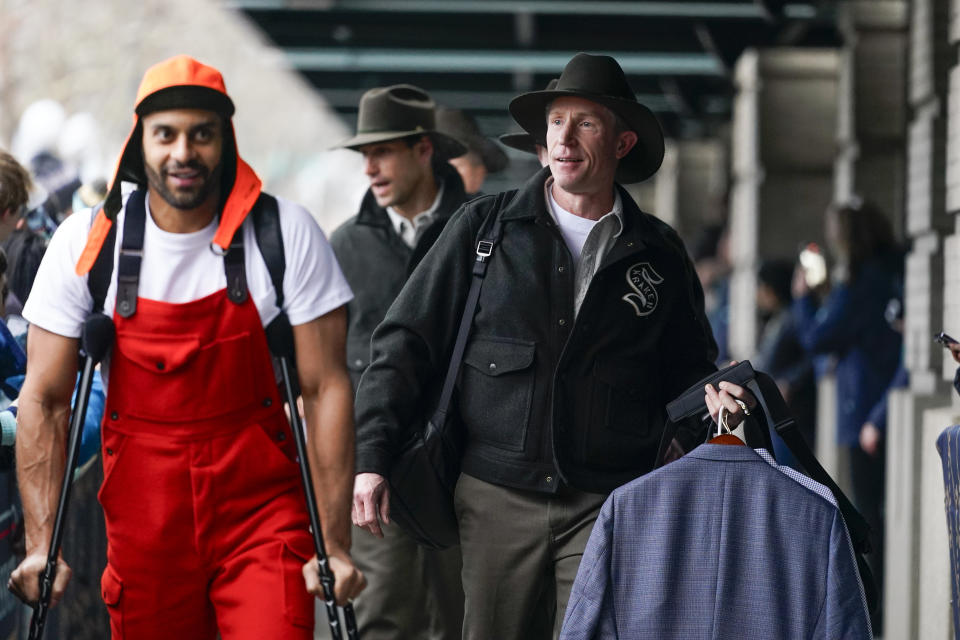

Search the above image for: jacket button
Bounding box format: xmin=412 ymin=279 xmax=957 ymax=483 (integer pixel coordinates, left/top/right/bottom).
xmin=110 ymin=412 xmax=119 ymax=421
xmin=558 ymin=266 xmax=565 ymax=273
xmin=354 ymin=359 xmax=364 ymax=367
xmin=545 ymin=476 xmax=554 ymax=484
xmin=627 ymin=241 xmax=634 ymax=248
xmin=106 ymin=448 xmax=114 ymax=456
xmin=155 ymin=362 xmax=165 ymax=371
xmin=277 ymin=432 xmax=286 ymax=442
xmin=558 ymin=319 xmax=567 ymax=326
xmin=263 ymin=398 xmax=273 ymax=407
xmin=489 ymin=362 xmax=497 ymax=371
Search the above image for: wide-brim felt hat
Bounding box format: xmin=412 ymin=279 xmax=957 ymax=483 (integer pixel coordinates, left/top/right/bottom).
xmin=498 ymin=132 xmax=538 ymax=155
xmin=336 ymin=85 xmax=467 ymax=160
xmin=499 ymin=79 xmax=558 ymax=155
xmin=436 ymin=107 xmax=508 ymax=173
xmin=509 ymin=53 xmax=664 ymax=183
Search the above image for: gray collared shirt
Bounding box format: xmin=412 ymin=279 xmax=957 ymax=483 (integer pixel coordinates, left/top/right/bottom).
xmin=385 ymin=184 xmax=445 ymax=248
xmin=544 ymin=178 xmax=624 ymax=315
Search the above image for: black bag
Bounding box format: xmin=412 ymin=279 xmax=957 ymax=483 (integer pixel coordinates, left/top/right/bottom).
xmin=387 ymin=197 xmax=506 ymax=550
xmin=654 ymin=360 xmax=879 ymax=614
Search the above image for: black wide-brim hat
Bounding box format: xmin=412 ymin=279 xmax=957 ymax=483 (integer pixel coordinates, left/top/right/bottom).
xmin=436 ymin=107 xmax=508 ymax=173
xmin=335 ymin=84 xmax=467 ymax=160
xmin=498 ymin=132 xmax=538 ymax=155
xmin=509 ymin=53 xmax=665 ymax=183
xmin=499 ymin=79 xmax=558 ymax=156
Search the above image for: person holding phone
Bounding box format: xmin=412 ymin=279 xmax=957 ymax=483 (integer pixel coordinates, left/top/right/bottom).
xmin=792 ymin=198 xmax=903 ymax=633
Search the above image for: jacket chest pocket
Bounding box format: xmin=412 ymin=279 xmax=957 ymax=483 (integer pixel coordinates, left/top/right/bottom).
xmin=582 ymin=361 xmax=662 ymax=467
xmin=459 ymin=337 xmax=536 ymax=452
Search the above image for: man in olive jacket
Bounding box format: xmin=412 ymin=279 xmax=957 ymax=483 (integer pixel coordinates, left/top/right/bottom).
xmin=330 ymin=85 xmax=468 ymax=640
xmin=353 ymin=54 xmax=748 ymax=639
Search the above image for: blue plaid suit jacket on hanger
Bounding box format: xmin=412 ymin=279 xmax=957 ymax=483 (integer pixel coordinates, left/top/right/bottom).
xmin=559 ymin=444 xmax=872 ymax=640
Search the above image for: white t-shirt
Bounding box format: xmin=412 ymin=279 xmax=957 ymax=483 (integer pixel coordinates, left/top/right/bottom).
xmin=546 ymin=186 xmax=598 ymax=265
xmin=24 ymin=192 xmax=353 ymax=341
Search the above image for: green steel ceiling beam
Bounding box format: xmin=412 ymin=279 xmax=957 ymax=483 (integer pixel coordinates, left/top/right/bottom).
xmin=228 ymin=0 xmax=823 ymax=20
xmin=285 ymin=48 xmax=725 ymax=75
xmin=318 ymin=88 xmax=676 ymax=112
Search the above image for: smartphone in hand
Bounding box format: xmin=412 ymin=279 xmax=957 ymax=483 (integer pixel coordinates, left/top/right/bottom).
xmin=934 ymin=331 xmax=959 ymax=347
xmin=799 ymin=243 xmax=827 ymax=288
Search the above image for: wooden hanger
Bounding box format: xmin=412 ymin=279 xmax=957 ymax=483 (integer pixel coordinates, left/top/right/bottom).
xmin=708 ymin=405 xmax=745 ymax=446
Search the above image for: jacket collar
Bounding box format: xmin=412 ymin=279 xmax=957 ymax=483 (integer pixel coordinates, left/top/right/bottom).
xmin=356 ymin=162 xmax=466 ymax=228
xmin=503 ymin=167 xmax=650 ymax=256
xmin=686 ymin=443 xmax=767 ymax=463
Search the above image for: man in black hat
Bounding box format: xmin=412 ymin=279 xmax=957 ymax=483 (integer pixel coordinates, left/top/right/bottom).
xmin=330 ymin=84 xmax=467 ymax=640
xmin=352 ymin=53 xmax=752 ymax=638
xmin=436 ymin=107 xmax=508 ymax=197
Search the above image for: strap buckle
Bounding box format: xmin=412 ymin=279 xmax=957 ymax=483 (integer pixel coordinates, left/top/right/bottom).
xmin=476 ymin=240 xmax=493 ymax=262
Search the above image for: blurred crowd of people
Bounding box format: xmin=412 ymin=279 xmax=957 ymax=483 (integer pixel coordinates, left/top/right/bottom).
xmin=0 ymin=101 xmax=112 ymax=638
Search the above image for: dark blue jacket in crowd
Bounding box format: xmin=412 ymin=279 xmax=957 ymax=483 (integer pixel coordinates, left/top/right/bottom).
xmin=792 ymin=257 xmax=902 ymax=447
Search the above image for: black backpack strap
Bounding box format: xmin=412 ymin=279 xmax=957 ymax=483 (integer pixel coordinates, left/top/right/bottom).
xmin=222 ymin=224 xmax=248 ymax=305
xmin=251 ymin=194 xmax=296 ymax=365
xmin=252 ymin=194 xmax=284 ymax=309
xmin=115 ymin=190 xmax=146 ymax=318
xmin=87 ymin=206 xmax=116 ymax=314
xmin=431 ymin=193 xmax=506 ymax=426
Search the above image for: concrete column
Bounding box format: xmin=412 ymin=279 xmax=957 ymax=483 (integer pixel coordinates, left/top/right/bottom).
xmin=728 ymin=48 xmax=839 ymax=360
xmin=885 ymin=0 xmax=956 ymax=636
xmin=673 ymin=139 xmax=727 ymax=237
xmin=629 ymin=137 xmax=727 ymax=237
xmin=836 ymin=1 xmax=908 ymax=231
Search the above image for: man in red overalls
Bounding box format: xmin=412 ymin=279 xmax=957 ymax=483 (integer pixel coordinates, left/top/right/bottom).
xmin=8 ymin=56 xmax=365 ymax=638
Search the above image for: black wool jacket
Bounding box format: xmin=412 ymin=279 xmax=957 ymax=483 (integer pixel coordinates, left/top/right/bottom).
xmin=330 ymin=163 xmax=468 ymax=393
xmin=355 ymin=167 xmax=717 ymax=495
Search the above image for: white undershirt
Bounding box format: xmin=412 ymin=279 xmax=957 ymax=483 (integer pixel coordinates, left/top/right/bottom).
xmin=545 ymin=179 xmax=624 ymax=314
xmin=544 ymin=179 xmax=623 ymax=268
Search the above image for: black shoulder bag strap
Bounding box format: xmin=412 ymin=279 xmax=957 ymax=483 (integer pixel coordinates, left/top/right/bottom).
xmin=751 ymin=371 xmax=879 ymax=613
xmin=430 ymin=194 xmax=506 ymax=427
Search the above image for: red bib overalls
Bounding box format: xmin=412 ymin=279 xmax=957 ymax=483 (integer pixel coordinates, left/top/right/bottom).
xmin=97 ymin=229 xmax=315 ymax=638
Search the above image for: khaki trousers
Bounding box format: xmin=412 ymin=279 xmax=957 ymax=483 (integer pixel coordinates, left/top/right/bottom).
xmin=314 ymin=523 xmax=463 ymax=639
xmin=453 ymin=473 xmax=606 ymax=640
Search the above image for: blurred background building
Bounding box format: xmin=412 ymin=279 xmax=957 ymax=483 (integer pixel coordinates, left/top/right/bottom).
xmin=1 ymin=0 xmax=958 ymax=638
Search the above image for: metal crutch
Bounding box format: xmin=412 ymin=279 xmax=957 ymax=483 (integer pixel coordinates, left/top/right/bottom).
xmin=268 ymin=315 xmax=359 ymax=640
xmin=28 ymin=312 xmax=114 ymax=640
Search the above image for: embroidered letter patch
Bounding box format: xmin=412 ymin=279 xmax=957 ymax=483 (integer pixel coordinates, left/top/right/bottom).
xmin=622 ymin=262 xmax=664 ymax=317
